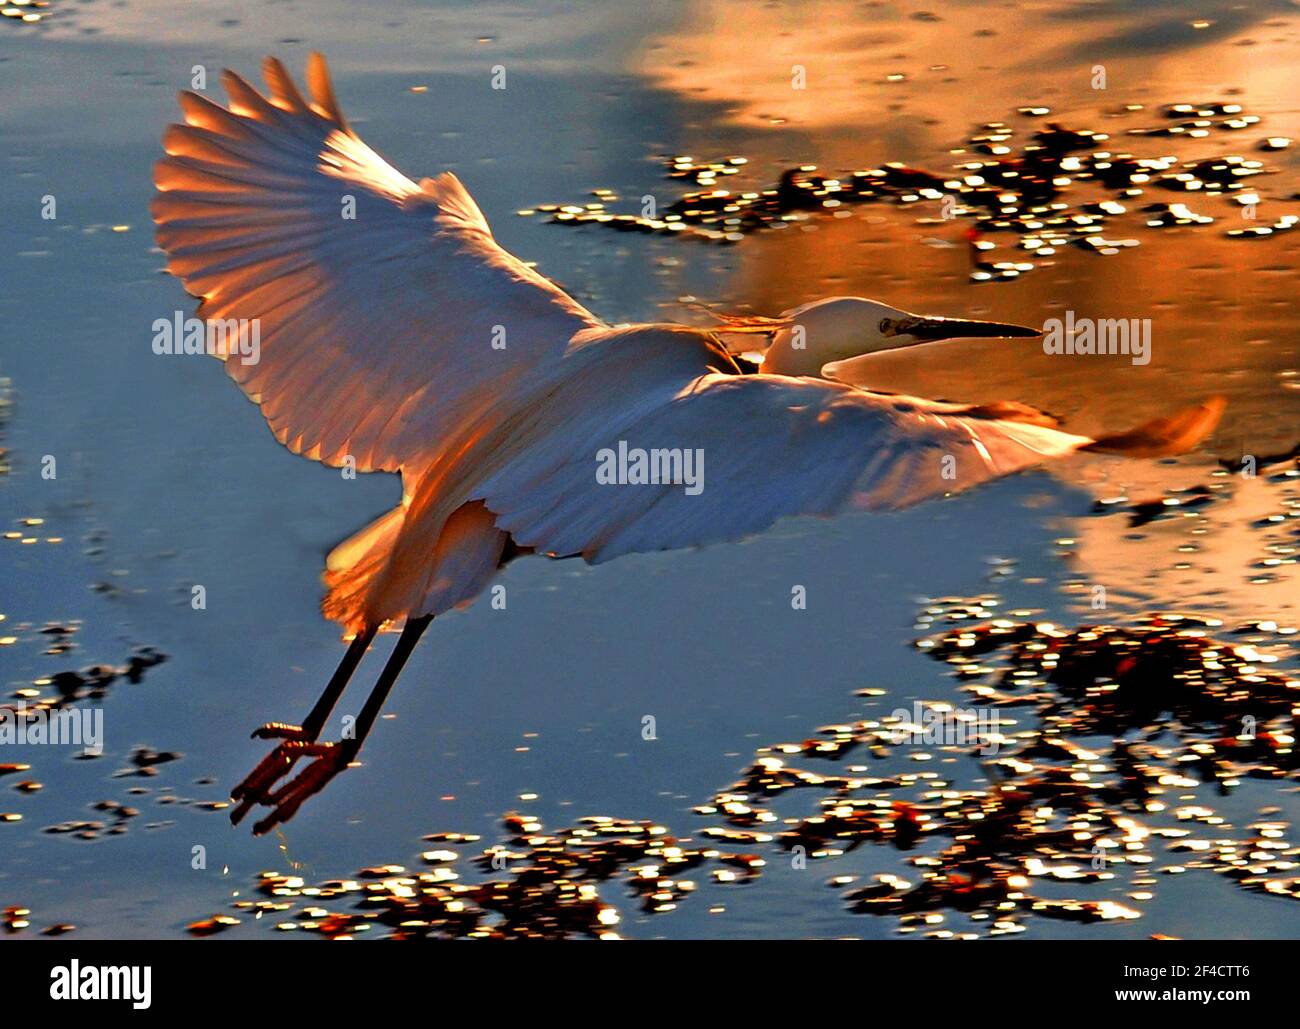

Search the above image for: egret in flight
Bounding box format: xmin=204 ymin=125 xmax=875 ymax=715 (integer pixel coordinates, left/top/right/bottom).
xmin=153 ymin=56 xmax=1224 ymax=833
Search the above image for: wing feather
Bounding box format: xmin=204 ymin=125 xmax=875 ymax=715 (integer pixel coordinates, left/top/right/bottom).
xmin=475 ymin=374 xmax=1097 ymax=562
xmin=153 ymin=54 xmax=599 ymax=474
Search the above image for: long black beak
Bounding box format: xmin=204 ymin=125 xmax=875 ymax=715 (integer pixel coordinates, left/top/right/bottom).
xmin=899 ymin=316 xmax=1041 ymax=342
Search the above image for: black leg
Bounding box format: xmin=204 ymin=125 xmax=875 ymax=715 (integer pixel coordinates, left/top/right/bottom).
xmin=231 ymin=624 xmax=377 ymax=821
xmin=250 ymin=615 xmax=434 ymax=835
xmin=251 ymin=624 xmax=379 ymax=742
xmin=346 ymin=615 xmax=432 ymax=750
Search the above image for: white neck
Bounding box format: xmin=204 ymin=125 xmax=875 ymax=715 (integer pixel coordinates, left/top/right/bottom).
xmin=760 ymin=329 xmax=830 ymax=377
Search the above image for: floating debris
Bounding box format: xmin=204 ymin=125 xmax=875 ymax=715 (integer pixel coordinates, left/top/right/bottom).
xmin=1091 ymin=482 xmax=1222 ymax=527
xmin=187 ymin=915 xmax=240 ymax=937
xmin=0 ymin=378 xmax=10 ymax=476
xmin=38 ymin=622 xmax=79 ymax=656
xmin=230 ymin=814 xmax=761 ymax=940
xmin=1144 ymin=202 xmax=1215 ymax=227
xmin=1226 ymin=214 xmax=1298 ymax=239
xmin=705 ymin=609 xmax=1297 ymax=932
xmin=113 ymin=746 xmax=181 ymax=778
xmin=0 ymin=1 xmax=47 ymax=27
xmin=44 ymin=797 xmax=139 ymax=841
xmin=208 ymin=594 xmax=1298 ymax=940
xmin=531 ymin=101 xmax=1294 ymax=282
xmin=9 ymin=645 xmax=168 ymax=714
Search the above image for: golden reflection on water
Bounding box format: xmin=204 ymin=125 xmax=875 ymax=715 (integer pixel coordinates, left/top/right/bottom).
xmin=192 ymin=588 xmax=1299 ymax=940
xmin=633 ymin=1 xmax=1298 ymax=431
xmin=4 ymin=0 xmax=1297 ymax=940
xmin=622 ymin=0 xmax=1300 ymax=630
xmin=640 ymin=1 xmax=1300 ymax=145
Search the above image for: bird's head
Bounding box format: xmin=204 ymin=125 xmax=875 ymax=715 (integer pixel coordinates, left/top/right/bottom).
xmin=757 ymin=296 xmax=1041 ymax=377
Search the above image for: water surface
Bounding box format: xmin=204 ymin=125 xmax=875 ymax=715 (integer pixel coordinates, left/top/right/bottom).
xmin=1 ymin=0 xmax=1297 ymax=939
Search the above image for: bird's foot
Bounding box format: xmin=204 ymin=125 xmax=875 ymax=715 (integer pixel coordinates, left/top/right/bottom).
xmin=230 ymin=738 xmax=334 ymax=825
xmin=250 ymin=741 xmax=358 ymax=836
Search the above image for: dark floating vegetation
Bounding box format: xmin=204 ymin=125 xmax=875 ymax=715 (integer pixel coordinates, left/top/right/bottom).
xmin=44 ymin=799 xmax=139 ymax=840
xmin=190 ymin=460 xmax=1300 ymax=940
xmin=1092 ymin=482 xmax=1220 ymax=528
xmin=2 ymin=905 xmax=73 ymax=936
xmin=526 ymin=101 xmax=1295 ymax=282
xmin=0 ymin=378 xmax=10 ymax=477
xmin=0 ymin=602 xmax=175 ymax=849
xmin=198 ymin=818 xmax=762 ymax=939
xmin=200 ymin=597 xmax=1297 ymax=940
xmin=0 ymin=427 xmax=221 ymax=928
xmin=697 ymin=608 xmax=1299 ymax=934
xmin=1089 ymin=456 xmax=1299 ymax=581
xmin=6 ymin=645 xmax=168 ymax=711
xmin=0 ymin=1 xmax=47 ymax=27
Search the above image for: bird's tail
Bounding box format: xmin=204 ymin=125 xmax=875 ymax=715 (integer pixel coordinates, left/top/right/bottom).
xmin=1083 ymin=395 xmax=1227 ymax=459
xmin=322 ymin=499 xmax=509 ymax=635
xmin=322 ymin=506 xmax=409 ymax=634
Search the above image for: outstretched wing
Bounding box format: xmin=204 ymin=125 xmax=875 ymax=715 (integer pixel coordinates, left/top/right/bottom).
xmin=153 ymin=54 xmax=599 ymax=473
xmin=474 ymin=373 xmax=1221 ymax=563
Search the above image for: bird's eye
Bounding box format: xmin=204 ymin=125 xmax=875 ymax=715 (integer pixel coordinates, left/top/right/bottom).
xmin=879 ymin=318 xmax=894 ymax=335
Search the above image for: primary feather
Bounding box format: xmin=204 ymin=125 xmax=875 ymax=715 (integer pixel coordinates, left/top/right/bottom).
xmin=153 ymin=54 xmax=599 ymax=479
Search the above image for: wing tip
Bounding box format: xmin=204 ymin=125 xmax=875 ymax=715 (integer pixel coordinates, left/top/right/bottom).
xmin=1085 ymin=394 xmax=1227 ymax=459
xmin=306 ymin=51 xmax=347 ymax=128
xmin=261 ymin=55 xmax=305 ymax=109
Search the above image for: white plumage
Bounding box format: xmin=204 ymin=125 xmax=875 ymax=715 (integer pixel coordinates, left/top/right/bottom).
xmin=154 ymin=55 xmax=1225 ymax=832
xmin=154 ymin=55 xmax=1224 ymax=636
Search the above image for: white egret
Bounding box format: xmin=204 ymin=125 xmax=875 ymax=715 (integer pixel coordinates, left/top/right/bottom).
xmin=152 ymin=56 xmax=1224 ymax=832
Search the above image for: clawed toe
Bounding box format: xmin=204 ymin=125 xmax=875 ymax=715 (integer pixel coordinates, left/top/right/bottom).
xmin=230 ymin=738 xmax=337 ymax=825
xmin=251 ymin=743 xmax=357 ymax=836
xmin=227 ymin=617 xmax=426 ymax=834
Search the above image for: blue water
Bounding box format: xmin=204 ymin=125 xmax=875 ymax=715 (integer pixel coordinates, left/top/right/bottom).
xmin=1 ymin=0 xmax=1297 ymax=939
